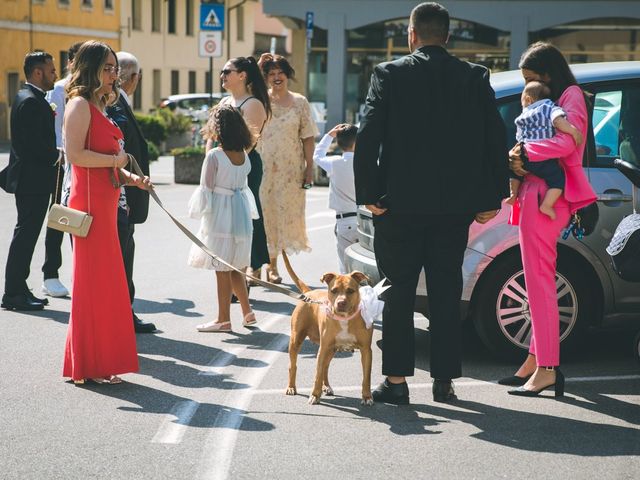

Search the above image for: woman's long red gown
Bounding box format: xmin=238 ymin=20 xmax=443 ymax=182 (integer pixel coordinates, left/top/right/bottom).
xmin=63 ymin=102 xmax=139 ymax=380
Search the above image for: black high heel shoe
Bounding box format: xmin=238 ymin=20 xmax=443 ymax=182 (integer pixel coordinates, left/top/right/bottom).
xmin=497 ymin=374 xmax=531 ymax=386
xmin=508 ymin=367 xmax=565 ymax=398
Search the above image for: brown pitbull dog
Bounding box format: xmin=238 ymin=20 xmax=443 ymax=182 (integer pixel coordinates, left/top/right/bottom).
xmin=281 ymin=251 xmax=373 ymax=405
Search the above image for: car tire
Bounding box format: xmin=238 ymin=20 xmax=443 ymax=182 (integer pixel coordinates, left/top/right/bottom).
xmin=471 ymin=249 xmax=596 ymax=360
xmin=634 ymin=331 xmax=640 ymax=364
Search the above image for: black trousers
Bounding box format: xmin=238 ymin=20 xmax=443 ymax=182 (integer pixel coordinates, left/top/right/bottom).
xmin=4 ymin=194 xmax=50 ymax=295
xmin=510 ymin=158 xmax=565 ymax=190
xmin=117 ymin=221 xmax=136 ymax=307
xmin=373 ymin=211 xmax=474 ymax=380
xmin=42 ymin=176 xmax=64 ymax=279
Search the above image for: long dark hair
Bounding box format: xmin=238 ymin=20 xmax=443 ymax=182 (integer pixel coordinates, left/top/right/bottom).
xmin=518 ymin=42 xmax=578 ymax=101
xmin=230 ymin=56 xmax=271 ymax=119
xmin=209 ymin=104 xmax=254 ymax=152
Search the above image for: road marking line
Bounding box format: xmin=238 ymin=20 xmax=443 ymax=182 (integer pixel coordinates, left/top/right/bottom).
xmin=151 ymin=400 xmax=199 ymax=444
xmin=150 ymin=314 xmax=288 ymax=446
xmin=247 ymin=374 xmax=640 ymax=396
xmin=198 ymin=347 xmax=246 ymax=376
xmin=196 ymin=316 xmax=289 ymax=480
xmin=566 ymin=374 xmax=640 ymax=382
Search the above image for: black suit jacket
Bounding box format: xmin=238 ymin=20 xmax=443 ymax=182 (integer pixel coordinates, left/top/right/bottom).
xmin=354 ymin=45 xmax=509 ymax=215
xmin=0 ymin=85 xmax=58 ymax=194
xmin=107 ymin=95 xmax=150 ymax=224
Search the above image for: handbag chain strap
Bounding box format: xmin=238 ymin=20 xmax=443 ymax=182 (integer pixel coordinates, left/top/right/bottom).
xmin=86 ymin=120 xmax=91 ymax=214
xmin=57 ymin=106 xmax=92 ymax=214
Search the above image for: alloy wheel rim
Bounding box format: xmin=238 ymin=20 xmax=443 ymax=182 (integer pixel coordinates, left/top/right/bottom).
xmin=496 ymin=270 xmax=578 ymax=349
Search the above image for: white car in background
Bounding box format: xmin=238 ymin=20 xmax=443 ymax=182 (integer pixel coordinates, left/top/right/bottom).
xmin=159 ymin=93 xmax=227 ymax=121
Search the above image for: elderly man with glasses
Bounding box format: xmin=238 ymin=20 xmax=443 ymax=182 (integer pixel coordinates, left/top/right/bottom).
xmin=106 ymin=51 xmax=156 ymax=333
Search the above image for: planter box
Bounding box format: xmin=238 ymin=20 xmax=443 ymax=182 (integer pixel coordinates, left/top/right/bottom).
xmin=164 ymin=131 xmax=192 ymax=153
xmin=174 ymin=153 xmax=204 ymax=184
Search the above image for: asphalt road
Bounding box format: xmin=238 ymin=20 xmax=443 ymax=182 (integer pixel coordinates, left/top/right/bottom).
xmin=1 ymin=155 xmax=639 ymax=480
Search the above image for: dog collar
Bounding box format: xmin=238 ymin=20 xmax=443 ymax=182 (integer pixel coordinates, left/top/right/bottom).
xmin=324 ymin=302 xmax=361 ymax=322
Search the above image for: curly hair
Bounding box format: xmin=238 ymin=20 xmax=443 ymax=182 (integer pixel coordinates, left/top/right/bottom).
xmin=204 ymin=104 xmax=255 ymax=152
xmin=257 ymin=53 xmax=296 ymax=80
xmin=65 ymin=40 xmax=119 ymax=107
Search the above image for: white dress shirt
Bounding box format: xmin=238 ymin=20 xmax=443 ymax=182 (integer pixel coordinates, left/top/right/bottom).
xmin=45 ymin=77 xmax=69 ymax=149
xmin=312 ymin=133 xmax=357 ymax=215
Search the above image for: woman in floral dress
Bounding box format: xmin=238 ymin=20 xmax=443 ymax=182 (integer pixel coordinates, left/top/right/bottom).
xmin=257 ymin=54 xmax=318 ymax=283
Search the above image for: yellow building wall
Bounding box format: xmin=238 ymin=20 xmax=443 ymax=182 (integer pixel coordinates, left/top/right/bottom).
xmin=0 ymin=0 xmax=121 ymax=140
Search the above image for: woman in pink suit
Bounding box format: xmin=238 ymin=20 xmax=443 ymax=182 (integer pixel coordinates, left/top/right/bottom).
xmin=501 ymin=42 xmax=596 ymax=397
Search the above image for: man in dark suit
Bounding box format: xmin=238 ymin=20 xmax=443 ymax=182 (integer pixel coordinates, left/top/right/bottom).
xmin=354 ymin=2 xmax=509 ymax=404
xmin=106 ymin=51 xmax=156 ymax=333
xmin=1 ymin=52 xmax=59 ymax=311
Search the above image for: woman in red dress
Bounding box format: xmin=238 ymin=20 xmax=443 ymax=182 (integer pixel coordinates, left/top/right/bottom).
xmin=62 ymin=41 xmax=151 ymax=384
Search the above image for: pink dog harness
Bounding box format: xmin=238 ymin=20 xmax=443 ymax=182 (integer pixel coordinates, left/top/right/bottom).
xmin=323 ymin=302 xmax=361 ymax=323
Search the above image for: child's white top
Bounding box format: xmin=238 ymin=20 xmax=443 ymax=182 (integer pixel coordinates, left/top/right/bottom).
xmin=187 ymin=147 xmax=258 ymax=271
xmin=313 ymin=133 xmax=357 ymax=215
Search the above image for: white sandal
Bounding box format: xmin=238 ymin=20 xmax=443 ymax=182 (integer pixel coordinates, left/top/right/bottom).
xmin=242 ymin=312 xmax=257 ymax=327
xmin=196 ymin=321 xmax=232 ymax=333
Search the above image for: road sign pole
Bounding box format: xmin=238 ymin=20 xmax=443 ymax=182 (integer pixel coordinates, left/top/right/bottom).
xmin=305 ymin=12 xmax=314 ymax=98
xmin=209 ymin=57 xmax=213 ymax=107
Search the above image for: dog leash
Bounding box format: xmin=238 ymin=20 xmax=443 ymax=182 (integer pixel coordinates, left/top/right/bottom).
xmin=126 ymin=155 xmax=320 ymax=304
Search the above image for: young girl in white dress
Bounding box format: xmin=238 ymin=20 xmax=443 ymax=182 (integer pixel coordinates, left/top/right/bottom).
xmin=188 ymin=105 xmax=258 ymax=332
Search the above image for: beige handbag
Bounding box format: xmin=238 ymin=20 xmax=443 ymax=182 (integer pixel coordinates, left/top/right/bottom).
xmin=47 ymin=152 xmax=93 ymax=237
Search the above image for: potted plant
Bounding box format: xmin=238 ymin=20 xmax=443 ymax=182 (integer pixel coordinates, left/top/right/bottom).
xmin=159 ymin=109 xmax=193 ymax=152
xmin=172 ymin=145 xmax=206 ymax=184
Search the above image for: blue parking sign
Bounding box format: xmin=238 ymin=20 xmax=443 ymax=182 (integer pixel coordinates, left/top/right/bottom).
xmin=200 ymin=4 xmax=224 ymax=31
xmin=306 ymin=12 xmax=314 ymax=31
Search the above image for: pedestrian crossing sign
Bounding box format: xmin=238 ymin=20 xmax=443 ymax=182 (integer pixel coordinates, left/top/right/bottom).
xmin=200 ymin=4 xmax=224 ymax=31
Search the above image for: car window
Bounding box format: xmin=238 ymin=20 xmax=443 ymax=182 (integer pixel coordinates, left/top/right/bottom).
xmin=619 ymin=86 xmax=640 ymax=169
xmin=591 ymin=90 xmax=622 ymax=167
xmin=497 ymin=96 xmax=521 ymax=149
xmin=589 ymin=83 xmax=640 ymax=168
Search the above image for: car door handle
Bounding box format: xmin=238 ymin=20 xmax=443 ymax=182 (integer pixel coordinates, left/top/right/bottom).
xmin=597 ymin=193 xmax=632 ymax=202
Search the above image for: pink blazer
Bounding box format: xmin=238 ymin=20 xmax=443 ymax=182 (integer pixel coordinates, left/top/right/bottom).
xmin=510 ymin=85 xmax=597 ymax=224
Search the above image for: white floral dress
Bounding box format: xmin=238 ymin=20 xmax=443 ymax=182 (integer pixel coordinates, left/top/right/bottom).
xmin=187 ymin=148 xmax=258 ymax=271
xmin=258 ymin=93 xmax=319 ymax=256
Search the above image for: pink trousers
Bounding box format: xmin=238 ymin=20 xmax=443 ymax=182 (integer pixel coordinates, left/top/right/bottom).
xmin=518 ymin=176 xmax=570 ymax=367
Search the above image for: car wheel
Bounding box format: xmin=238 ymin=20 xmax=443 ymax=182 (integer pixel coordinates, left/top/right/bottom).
xmin=634 ymin=331 xmax=640 ymax=364
xmin=471 ymin=250 xmax=595 ymax=360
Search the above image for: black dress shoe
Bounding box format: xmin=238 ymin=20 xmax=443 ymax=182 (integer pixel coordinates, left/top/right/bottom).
xmin=372 ymin=379 xmax=410 ymax=405
xmin=508 ymin=368 xmax=565 ymax=398
xmin=133 ymin=315 xmax=157 ymax=333
xmin=26 ymin=291 xmax=48 ymax=306
xmin=1 ymin=293 xmax=45 ymax=311
xmin=433 ymin=379 xmax=457 ymax=403
xmin=498 ymin=374 xmax=531 ymax=386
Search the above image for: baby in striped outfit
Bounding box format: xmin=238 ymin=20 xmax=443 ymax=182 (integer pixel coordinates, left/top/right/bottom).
xmin=507 ymin=81 xmax=583 ymax=219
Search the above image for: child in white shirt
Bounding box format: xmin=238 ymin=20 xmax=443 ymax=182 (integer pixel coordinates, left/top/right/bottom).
xmin=313 ymin=124 xmax=359 ymax=273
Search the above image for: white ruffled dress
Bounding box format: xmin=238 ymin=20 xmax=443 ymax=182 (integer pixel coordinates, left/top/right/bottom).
xmin=187 ymin=148 xmax=258 ymax=271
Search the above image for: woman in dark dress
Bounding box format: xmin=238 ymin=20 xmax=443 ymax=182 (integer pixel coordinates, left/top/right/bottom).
xmin=208 ymin=57 xmax=270 ymax=281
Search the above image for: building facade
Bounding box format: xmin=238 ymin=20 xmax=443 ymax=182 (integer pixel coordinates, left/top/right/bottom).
xmin=120 ymin=0 xmax=264 ymax=113
xmin=0 ymin=0 xmax=121 ymax=140
xmin=263 ymin=0 xmax=640 ymax=130
xmin=0 ymin=0 xmax=295 ymax=141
